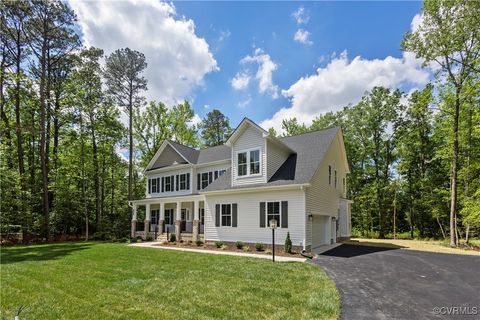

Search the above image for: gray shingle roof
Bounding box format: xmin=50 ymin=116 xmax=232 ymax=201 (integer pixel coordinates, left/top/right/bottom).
xmin=161 ymin=139 xmax=231 ymax=165
xmin=202 ymin=127 xmax=340 ymax=192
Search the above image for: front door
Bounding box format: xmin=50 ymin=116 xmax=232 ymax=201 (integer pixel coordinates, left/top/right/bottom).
xmin=181 ymin=208 xmax=191 ymax=232
xmin=164 ymin=209 xmax=174 ymax=233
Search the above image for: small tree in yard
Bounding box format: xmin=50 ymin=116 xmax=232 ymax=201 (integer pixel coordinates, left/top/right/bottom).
xmin=285 ymin=232 xmax=292 ymax=253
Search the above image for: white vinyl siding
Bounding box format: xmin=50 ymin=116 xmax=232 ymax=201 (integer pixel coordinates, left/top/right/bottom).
xmin=305 ymin=132 xmax=348 ymax=246
xmin=266 ymin=140 xmax=290 ymax=181
xmin=204 ymin=189 xmax=305 ymax=246
xmin=231 ymin=126 xmax=266 ymax=186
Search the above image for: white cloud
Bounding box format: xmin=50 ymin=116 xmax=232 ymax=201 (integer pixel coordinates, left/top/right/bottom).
xmin=237 ymin=95 xmax=252 ymax=109
xmin=292 ymin=6 xmax=309 ymax=25
xmin=231 ymin=72 xmax=251 ymax=90
xmin=241 ymin=48 xmax=279 ymax=98
xmin=218 ymin=29 xmax=231 ymax=42
xmin=69 ymin=0 xmax=218 ymax=105
xmin=189 ymin=113 xmax=202 ymax=127
xmin=260 ymin=50 xmax=430 ymax=132
xmin=294 ymin=29 xmax=313 ymax=45
xmin=411 ymin=13 xmax=423 ymax=33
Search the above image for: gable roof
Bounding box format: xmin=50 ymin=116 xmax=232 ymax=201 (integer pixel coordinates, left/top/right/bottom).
xmin=145 ymin=139 xmax=231 ymax=171
xmin=202 ymin=127 xmax=341 ymax=192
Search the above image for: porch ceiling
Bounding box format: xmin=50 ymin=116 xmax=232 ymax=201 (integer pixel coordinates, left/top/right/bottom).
xmin=129 ymin=194 xmax=205 ymax=206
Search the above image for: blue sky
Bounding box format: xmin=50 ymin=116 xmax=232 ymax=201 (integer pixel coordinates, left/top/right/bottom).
xmin=70 ymin=1 xmax=428 ymax=132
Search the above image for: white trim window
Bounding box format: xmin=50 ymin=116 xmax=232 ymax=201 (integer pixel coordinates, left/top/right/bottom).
xmin=250 ymin=149 xmax=260 ymax=174
xmin=267 ymin=201 xmax=280 ymax=226
xmin=221 ymin=204 xmax=232 ymax=226
xmin=201 ymin=172 xmax=209 ymax=189
xmin=165 ymin=176 xmax=172 ymax=192
xmin=237 ymin=148 xmax=261 ymax=177
xmin=237 ymin=152 xmax=247 ymax=176
xmin=179 ymin=174 xmax=187 ymax=190
xmin=151 ymin=178 xmax=158 ymax=193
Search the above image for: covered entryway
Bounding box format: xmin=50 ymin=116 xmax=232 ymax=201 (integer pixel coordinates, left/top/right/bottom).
xmin=311 ymin=215 xmax=331 ymax=249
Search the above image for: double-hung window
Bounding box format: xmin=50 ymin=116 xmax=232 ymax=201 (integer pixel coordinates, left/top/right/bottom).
xmin=267 ymin=202 xmax=280 ymax=226
xmin=201 ymin=172 xmax=209 ymax=189
xmin=179 ymin=174 xmax=187 ymax=190
xmin=165 ymin=176 xmax=172 ymax=192
xmin=238 ymin=152 xmax=247 ymax=176
xmin=237 ymin=149 xmax=260 ymax=177
xmin=221 ymin=204 xmax=232 ymax=227
xmin=250 ymin=150 xmax=260 ymax=174
xmin=151 ymin=178 xmax=158 ymax=193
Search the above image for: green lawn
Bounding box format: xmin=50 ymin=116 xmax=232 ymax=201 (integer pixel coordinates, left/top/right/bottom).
xmin=1 ymin=242 xmax=339 ymax=319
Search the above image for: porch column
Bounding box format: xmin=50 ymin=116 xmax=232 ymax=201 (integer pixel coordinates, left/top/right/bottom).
xmin=192 ymin=200 xmax=200 ymax=241
xmin=159 ymin=202 xmax=165 ymax=234
xmin=175 ymin=201 xmax=181 ymax=241
xmin=144 ymin=203 xmax=151 ymax=238
xmin=131 ymin=205 xmax=138 ymax=238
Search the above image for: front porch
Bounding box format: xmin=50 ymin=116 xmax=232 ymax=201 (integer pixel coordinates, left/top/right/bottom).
xmin=130 ymin=195 xmax=205 ymax=242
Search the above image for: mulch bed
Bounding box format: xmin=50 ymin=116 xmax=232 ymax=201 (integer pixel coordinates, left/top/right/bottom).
xmin=151 ymin=241 xmax=306 ymax=257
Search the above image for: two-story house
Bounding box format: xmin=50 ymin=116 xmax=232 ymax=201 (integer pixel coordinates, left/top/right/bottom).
xmin=129 ymin=118 xmax=351 ymax=251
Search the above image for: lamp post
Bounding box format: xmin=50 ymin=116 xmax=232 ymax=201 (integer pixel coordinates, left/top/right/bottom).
xmin=269 ymin=219 xmax=277 ymax=262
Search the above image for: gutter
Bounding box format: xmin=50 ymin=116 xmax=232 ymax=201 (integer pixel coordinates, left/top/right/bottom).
xmin=200 ymin=183 xmax=310 ymax=195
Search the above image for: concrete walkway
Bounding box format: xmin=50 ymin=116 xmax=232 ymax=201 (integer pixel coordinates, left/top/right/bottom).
xmin=129 ymin=242 xmax=306 ymax=262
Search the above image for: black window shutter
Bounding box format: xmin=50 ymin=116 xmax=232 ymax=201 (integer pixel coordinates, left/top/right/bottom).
xmin=259 ymin=202 xmax=266 ymax=228
xmin=197 ymin=173 xmax=200 ymax=190
xmin=157 ymin=178 xmax=160 ymax=192
xmin=214 ymin=170 xmax=218 ymax=179
xmin=161 ymin=177 xmax=164 ymax=192
xmin=281 ymin=201 xmax=288 ymax=228
xmin=215 ymin=204 xmax=220 ymax=227
xmin=208 ymin=172 xmax=212 ymax=183
xmin=232 ymin=203 xmax=238 ymax=227
xmin=148 ymin=179 xmax=151 ymax=194
xmin=176 ymin=175 xmax=179 ymax=191
xmin=186 ymin=173 xmax=190 ymax=190
xmin=171 ymin=175 xmax=174 ymax=191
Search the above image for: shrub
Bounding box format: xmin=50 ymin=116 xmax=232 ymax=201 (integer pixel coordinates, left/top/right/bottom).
xmin=242 ymin=246 xmax=250 ymax=252
xmin=136 ymin=236 xmax=143 ymax=241
xmin=265 ymin=249 xmax=272 ymax=254
xmin=195 ymin=240 xmax=204 ymax=246
xmin=136 ymin=238 xmax=142 ymax=243
xmin=215 ymin=241 xmax=224 ymax=248
xmin=284 ymin=232 xmax=292 ymax=253
xmin=255 ymin=243 xmax=264 ymax=251
xmin=169 ymin=234 xmax=176 ymax=242
xmin=146 ymin=236 xmax=153 ymax=242
xmin=235 ymin=241 xmax=244 ymax=249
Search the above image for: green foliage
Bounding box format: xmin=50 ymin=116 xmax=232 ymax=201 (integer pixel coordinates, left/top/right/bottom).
xmin=169 ymin=234 xmax=176 ymax=243
xmin=235 ymin=241 xmax=244 ymax=249
xmin=255 ymin=243 xmax=265 ymax=251
xmin=284 ymin=232 xmax=292 ymax=253
xmin=195 ymin=240 xmax=204 ymax=246
xmin=215 ymin=241 xmax=224 ymax=248
xmin=199 ymin=109 xmax=232 ymax=146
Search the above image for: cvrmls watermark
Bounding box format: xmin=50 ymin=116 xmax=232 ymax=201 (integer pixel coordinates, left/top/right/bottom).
xmin=433 ymin=306 xmax=478 ymax=316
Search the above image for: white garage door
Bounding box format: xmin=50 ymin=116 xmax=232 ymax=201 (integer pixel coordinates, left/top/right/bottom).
xmin=312 ymin=215 xmax=330 ymax=249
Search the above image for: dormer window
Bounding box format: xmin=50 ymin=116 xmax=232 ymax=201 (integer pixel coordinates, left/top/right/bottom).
xmin=237 ymin=148 xmax=261 ymax=177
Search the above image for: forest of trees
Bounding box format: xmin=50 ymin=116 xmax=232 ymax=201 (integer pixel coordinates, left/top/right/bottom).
xmin=1 ymin=0 xmax=478 ymax=246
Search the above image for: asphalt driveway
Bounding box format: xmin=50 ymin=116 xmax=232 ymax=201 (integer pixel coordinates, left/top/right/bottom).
xmin=313 ymin=244 xmax=480 ymax=320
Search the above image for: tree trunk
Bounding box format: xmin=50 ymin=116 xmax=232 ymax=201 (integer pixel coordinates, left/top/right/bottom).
xmin=91 ymin=126 xmax=101 ymax=232
xmin=449 ymin=91 xmax=460 ymax=247
xmin=128 ymin=93 xmax=133 ymax=201
xmin=39 ymin=41 xmax=50 ymax=240
xmin=80 ymin=112 xmax=88 ymax=241
xmin=436 ymin=217 xmax=446 ymax=239
xmin=14 ymin=40 xmax=25 ymax=179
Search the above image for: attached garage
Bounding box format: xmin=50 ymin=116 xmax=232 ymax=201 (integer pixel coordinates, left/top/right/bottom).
xmin=311 ymin=215 xmax=333 ymax=249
